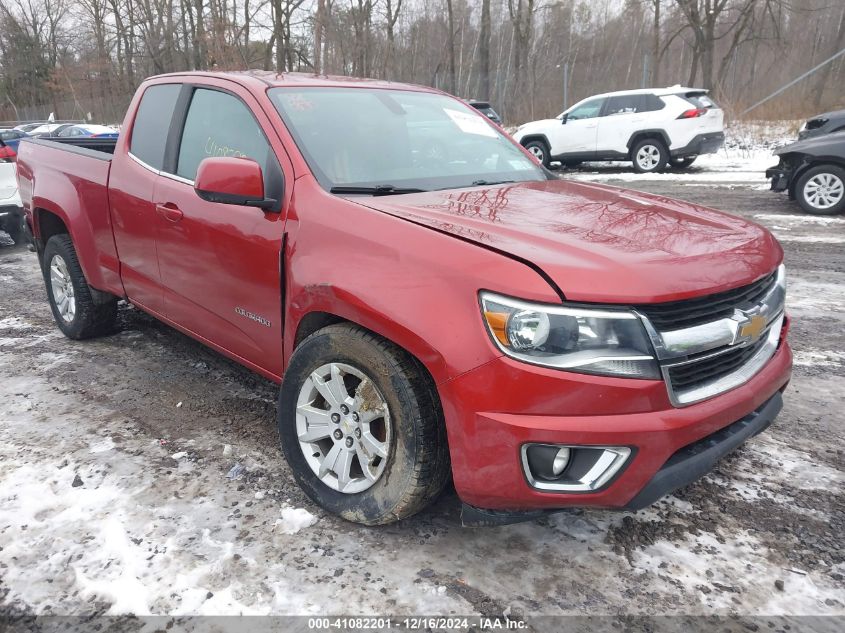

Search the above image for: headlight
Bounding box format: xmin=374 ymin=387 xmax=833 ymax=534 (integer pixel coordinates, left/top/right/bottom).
xmin=480 ymin=292 xmax=660 ymax=379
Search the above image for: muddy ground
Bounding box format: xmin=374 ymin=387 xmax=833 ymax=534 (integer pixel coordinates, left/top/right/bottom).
xmin=0 ymin=170 xmax=843 ymax=622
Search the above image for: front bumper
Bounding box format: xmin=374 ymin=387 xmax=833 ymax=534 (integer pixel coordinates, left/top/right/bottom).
xmin=441 ymin=335 xmax=791 ymax=514
xmin=766 ymin=165 xmax=791 ymax=192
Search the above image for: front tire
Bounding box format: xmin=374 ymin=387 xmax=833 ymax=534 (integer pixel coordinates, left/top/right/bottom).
xmin=278 ymin=324 xmax=450 ymax=525
xmin=523 ymin=140 xmax=551 ymax=168
xmin=42 ymin=235 xmax=118 ymax=339
xmin=796 ymin=164 xmax=845 ymax=215
xmin=631 ymin=138 xmax=668 ymax=173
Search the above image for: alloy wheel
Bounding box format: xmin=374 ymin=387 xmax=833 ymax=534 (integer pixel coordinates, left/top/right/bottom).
xmin=50 ymin=255 xmax=76 ymax=323
xmin=636 ymin=145 xmax=660 ymax=171
xmin=527 ymin=145 xmax=545 ymax=162
xmin=804 ymin=173 xmax=844 ymax=210
xmin=295 ymin=362 xmax=391 ymax=494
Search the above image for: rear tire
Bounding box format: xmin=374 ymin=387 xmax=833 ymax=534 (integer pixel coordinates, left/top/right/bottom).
xmin=795 ymin=164 xmax=845 ymax=215
xmin=523 ymin=140 xmax=551 ymax=168
xmin=278 ymin=324 xmax=450 ymax=525
xmin=631 ymin=138 xmax=668 ymax=173
xmin=670 ymin=156 xmax=697 ymax=169
xmin=42 ymin=234 xmax=118 ymax=339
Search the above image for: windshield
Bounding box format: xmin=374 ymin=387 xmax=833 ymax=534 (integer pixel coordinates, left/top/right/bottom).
xmin=268 ymin=87 xmax=546 ymax=192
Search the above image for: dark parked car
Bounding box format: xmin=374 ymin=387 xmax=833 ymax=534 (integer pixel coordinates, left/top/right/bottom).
xmin=0 ymin=129 xmax=29 ymax=152
xmin=766 ymin=132 xmax=845 ymax=214
xmin=798 ymin=108 xmax=845 ymax=140
xmin=467 ymin=100 xmax=502 ymax=125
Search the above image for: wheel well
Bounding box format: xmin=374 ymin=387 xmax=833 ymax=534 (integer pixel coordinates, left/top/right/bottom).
xmin=627 ymin=131 xmax=669 ymax=156
xmin=292 ymin=310 xmax=442 ymax=408
xmin=789 ymin=160 xmax=845 ymax=199
xmin=519 ymin=135 xmax=549 ymax=149
xmin=35 ymin=209 xmax=69 ymax=250
xmin=294 ymin=311 xmax=346 ymax=347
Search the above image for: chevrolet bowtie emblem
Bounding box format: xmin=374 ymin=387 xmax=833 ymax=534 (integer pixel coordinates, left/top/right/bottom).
xmin=739 ymin=314 xmax=767 ymax=340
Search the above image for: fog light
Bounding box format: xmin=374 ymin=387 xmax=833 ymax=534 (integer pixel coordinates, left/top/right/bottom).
xmin=525 ymin=445 xmax=571 ymax=481
xmin=521 ymin=444 xmax=631 ymax=492
xmin=552 ymin=447 xmax=570 ymax=475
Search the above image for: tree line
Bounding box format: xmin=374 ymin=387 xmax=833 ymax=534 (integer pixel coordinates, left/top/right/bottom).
xmin=1 ymin=0 xmax=843 ymax=125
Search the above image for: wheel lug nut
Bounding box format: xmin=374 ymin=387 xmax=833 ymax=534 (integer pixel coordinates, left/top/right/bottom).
xmin=352 ymin=412 xmax=359 ymax=422
xmin=340 ymin=405 xmax=349 ymax=415
xmin=331 ymin=413 xmax=340 ymax=423
xmin=345 ymin=437 xmax=354 ymax=448
xmin=333 ymin=429 xmax=343 ymax=440
xmin=354 ymin=428 xmax=361 ymax=439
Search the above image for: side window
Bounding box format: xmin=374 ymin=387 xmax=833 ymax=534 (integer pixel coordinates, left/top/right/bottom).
xmin=130 ymin=83 xmax=181 ymax=170
xmin=176 ymin=89 xmax=274 ymax=183
xmin=604 ymin=95 xmax=641 ymax=116
xmin=567 ymin=99 xmax=604 ymax=120
xmin=640 ymin=94 xmax=666 ymax=112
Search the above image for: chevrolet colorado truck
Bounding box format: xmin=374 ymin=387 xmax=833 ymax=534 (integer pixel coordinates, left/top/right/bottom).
xmin=16 ymin=71 xmax=791 ymax=526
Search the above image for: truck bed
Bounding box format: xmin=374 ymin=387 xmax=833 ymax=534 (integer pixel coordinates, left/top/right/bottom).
xmin=23 ymin=136 xmax=117 ymax=157
xmin=16 ymin=135 xmax=122 ymax=295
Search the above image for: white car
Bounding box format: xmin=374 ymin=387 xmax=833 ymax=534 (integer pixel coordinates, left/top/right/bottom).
xmin=513 ymin=87 xmax=725 ymax=173
xmin=0 ymin=160 xmax=25 ymax=245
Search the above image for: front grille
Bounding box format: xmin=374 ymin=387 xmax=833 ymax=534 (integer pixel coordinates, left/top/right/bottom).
xmin=637 ymin=272 xmax=777 ymax=330
xmin=667 ymin=335 xmax=768 ymax=391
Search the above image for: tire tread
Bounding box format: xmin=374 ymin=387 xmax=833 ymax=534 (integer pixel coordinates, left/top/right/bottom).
xmin=43 ymin=234 xmax=118 ymax=339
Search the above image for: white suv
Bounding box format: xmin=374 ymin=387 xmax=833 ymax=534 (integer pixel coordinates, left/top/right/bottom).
xmin=513 ymin=87 xmax=724 ymax=173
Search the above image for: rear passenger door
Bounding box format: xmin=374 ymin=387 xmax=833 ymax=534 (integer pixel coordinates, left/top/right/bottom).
xmin=597 ymin=95 xmax=647 ymax=156
xmin=109 ymin=83 xmax=182 ymax=314
xmin=152 ymin=83 xmax=288 ymax=377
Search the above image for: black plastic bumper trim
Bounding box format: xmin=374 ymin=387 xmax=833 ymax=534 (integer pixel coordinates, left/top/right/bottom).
xmin=460 ymin=392 xmax=782 ymax=526
xmin=670 ymin=132 xmax=726 ymax=157
xmin=624 ymin=392 xmax=782 ymax=510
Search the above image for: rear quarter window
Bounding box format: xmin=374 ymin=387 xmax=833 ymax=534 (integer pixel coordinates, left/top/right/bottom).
xmin=640 ymin=94 xmax=666 ymax=112
xmin=130 ymin=83 xmax=182 ymax=170
xmin=684 ymin=92 xmax=717 ymax=109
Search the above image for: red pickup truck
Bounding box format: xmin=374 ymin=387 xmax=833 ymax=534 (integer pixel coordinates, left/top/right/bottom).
xmin=16 ymin=71 xmax=791 ymax=526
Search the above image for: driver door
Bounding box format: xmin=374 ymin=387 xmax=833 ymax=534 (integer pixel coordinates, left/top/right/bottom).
xmin=152 ymin=84 xmax=289 ymax=376
xmin=548 ymin=98 xmax=605 ymax=158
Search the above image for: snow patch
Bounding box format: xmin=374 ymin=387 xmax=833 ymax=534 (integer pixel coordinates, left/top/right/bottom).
xmin=793 ymin=349 xmax=845 ymax=368
xmin=0 ymin=316 xmax=31 ymax=330
xmin=89 ymin=437 xmax=116 ymax=453
xmin=274 ymin=507 xmax=318 ymax=535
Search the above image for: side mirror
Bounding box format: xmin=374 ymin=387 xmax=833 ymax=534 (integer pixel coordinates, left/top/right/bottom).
xmin=194 ymin=157 xmax=277 ymax=210
xmin=561 ymin=113 xmax=569 ymax=125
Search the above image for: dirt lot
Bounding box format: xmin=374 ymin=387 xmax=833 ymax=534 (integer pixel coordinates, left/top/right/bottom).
xmin=0 ymin=167 xmax=843 ymax=621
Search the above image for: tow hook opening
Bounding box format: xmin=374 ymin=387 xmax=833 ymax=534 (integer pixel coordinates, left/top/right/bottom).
xmin=522 ymin=444 xmax=631 ymax=492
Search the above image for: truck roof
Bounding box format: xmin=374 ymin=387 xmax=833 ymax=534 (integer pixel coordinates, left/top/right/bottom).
xmin=149 ymin=70 xmax=439 ymax=94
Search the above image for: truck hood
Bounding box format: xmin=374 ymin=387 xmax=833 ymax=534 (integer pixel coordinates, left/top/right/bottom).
xmin=356 ymin=179 xmax=782 ymax=304
xmin=775 ymin=131 xmax=845 ymax=157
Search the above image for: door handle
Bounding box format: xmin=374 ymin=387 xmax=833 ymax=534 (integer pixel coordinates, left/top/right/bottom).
xmin=156 ymin=203 xmax=184 ymax=223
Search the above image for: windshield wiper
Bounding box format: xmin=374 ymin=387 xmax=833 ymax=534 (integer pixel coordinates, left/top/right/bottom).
xmin=329 ymin=185 xmax=427 ymax=196
xmin=470 ymin=179 xmax=515 ymax=187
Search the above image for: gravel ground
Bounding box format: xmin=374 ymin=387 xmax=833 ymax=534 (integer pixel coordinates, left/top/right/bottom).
xmin=0 ymin=166 xmax=843 ymax=622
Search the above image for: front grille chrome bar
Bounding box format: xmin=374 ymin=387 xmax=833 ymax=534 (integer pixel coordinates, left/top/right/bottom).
xmin=637 ymin=265 xmax=786 ymax=362
xmin=661 ymin=313 xmax=784 ymax=406
xmin=636 ymin=265 xmax=786 ymax=407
